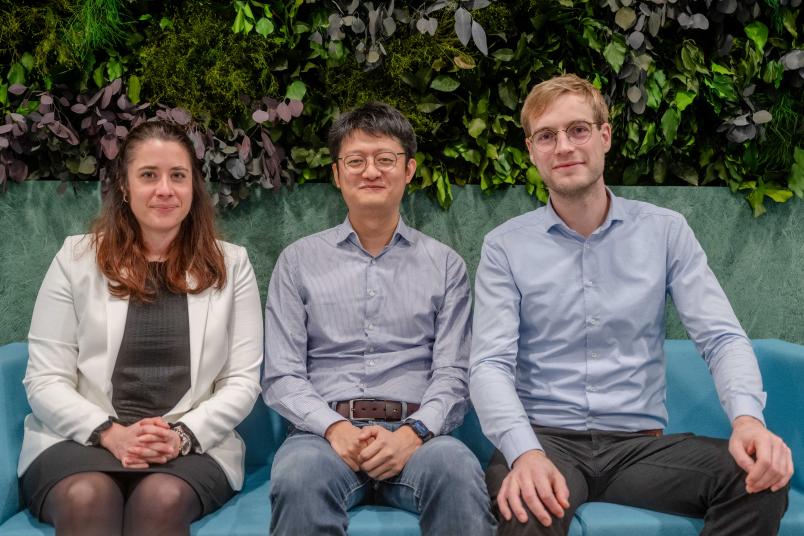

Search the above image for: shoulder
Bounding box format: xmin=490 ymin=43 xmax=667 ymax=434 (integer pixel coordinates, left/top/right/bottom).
xmin=58 ymin=234 xmax=96 ymax=263
xmin=406 ymin=226 xmax=467 ymax=268
xmin=278 ymin=227 xmax=339 ymax=260
xmin=483 ymin=208 xmax=546 ymax=245
xmin=618 ymin=197 xmax=686 ymax=227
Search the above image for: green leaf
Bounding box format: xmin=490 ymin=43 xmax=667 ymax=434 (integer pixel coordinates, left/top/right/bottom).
xmin=416 ymin=102 xmax=443 ymax=113
xmin=107 ymin=59 xmax=123 ymax=81
xmin=468 ymin=118 xmax=487 ymax=138
xmin=233 ymin=9 xmax=245 ymax=33
xmin=127 ymin=75 xmax=141 ymax=104
xmin=0 ymin=84 xmax=7 ymax=105
xmin=710 ymin=62 xmax=733 ymax=75
xmin=492 ymin=48 xmax=514 ymax=61
xmin=614 ymin=7 xmax=637 ymax=30
xmin=159 ymin=17 xmax=173 ymax=30
xmin=789 ymin=147 xmax=804 ymax=198
xmin=285 ymin=80 xmax=307 ymax=100
xmin=746 ymin=189 xmax=766 ymax=217
xmin=670 ymin=161 xmax=699 ymax=185
xmin=430 ymin=75 xmax=460 ymax=92
xmin=93 ymin=65 xmax=104 ymax=87
xmin=20 ymin=52 xmax=34 ymax=71
xmin=498 ymin=81 xmax=517 ymax=110
xmin=7 ymin=63 xmax=25 ymax=86
xmin=660 ymin=109 xmax=679 ymax=144
xmin=603 ymin=37 xmax=627 ymax=73
xmin=782 ymin=8 xmax=798 ymax=39
xmin=78 ymin=156 xmax=98 ymax=175
xmin=764 ymin=186 xmax=793 ymax=203
xmin=462 ymin=149 xmax=481 ymax=165
xmin=674 ymin=91 xmax=695 ymax=111
xmin=744 ymin=21 xmax=768 ymax=52
xmin=256 ymin=17 xmax=275 ymax=37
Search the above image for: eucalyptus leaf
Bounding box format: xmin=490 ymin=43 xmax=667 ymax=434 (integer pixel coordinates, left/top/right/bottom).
xmin=752 ymin=110 xmax=772 ymax=124
xmin=780 ymin=50 xmax=804 ymax=71
xmin=627 ymin=86 xmax=642 ymax=103
xmin=615 ymin=7 xmax=637 ymax=30
xmin=717 ymin=0 xmax=737 ymax=14
xmin=627 ymin=31 xmax=644 ymax=49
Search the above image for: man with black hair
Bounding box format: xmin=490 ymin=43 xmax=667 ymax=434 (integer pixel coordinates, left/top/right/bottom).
xmin=263 ymin=102 xmax=495 ymax=536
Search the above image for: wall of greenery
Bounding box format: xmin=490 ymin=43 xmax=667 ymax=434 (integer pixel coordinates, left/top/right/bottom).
xmin=0 ymin=0 xmax=801 ymax=215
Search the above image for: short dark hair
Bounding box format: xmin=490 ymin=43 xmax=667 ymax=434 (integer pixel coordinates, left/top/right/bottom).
xmin=327 ymin=102 xmax=417 ymax=161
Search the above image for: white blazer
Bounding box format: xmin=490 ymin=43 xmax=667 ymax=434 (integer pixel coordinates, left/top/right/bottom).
xmin=18 ymin=235 xmax=263 ymax=490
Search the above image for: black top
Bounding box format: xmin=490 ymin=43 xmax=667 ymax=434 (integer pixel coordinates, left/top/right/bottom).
xmin=112 ymin=263 xmax=191 ymax=425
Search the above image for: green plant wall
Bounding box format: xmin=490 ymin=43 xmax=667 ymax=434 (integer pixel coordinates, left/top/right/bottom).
xmin=0 ymin=0 xmax=802 ymax=215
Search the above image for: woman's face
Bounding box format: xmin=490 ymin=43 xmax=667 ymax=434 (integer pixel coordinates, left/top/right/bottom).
xmin=125 ymin=138 xmax=194 ymax=244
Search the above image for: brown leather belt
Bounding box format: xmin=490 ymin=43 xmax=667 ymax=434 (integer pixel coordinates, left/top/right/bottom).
xmin=334 ymin=399 xmax=420 ymax=421
xmin=638 ymin=429 xmax=663 ymax=437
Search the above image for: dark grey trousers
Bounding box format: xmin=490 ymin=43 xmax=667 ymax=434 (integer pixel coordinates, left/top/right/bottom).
xmin=486 ymin=426 xmax=789 ymax=536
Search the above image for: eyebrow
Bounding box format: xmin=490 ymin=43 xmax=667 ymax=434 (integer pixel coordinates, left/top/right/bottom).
xmin=136 ymin=165 xmax=190 ymax=172
xmin=534 ymin=119 xmax=594 ymax=131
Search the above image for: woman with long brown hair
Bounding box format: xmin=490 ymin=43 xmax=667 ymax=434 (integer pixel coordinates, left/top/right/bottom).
xmin=18 ymin=120 xmax=263 ymax=535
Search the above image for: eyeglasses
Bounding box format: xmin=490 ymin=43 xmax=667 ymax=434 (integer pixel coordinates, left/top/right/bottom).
xmin=337 ymin=152 xmax=406 ymax=174
xmin=529 ymin=121 xmax=602 ymax=153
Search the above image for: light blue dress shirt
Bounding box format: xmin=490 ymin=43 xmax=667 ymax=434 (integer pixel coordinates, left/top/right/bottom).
xmin=469 ymin=190 xmax=766 ymax=467
xmin=263 ymin=217 xmax=471 ymax=437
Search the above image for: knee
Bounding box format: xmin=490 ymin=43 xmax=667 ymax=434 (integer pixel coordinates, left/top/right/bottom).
xmin=270 ymin=437 xmax=352 ymax=503
xmin=51 ymin=473 xmax=121 ymax=524
xmin=417 ymin=438 xmax=486 ymax=496
xmin=128 ymin=475 xmax=196 ymax=521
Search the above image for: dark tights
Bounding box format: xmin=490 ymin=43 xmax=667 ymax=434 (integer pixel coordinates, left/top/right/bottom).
xmin=42 ymin=472 xmax=201 ymax=536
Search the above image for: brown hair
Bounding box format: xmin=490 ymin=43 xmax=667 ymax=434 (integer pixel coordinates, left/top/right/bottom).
xmin=520 ymin=74 xmax=609 ymax=137
xmin=90 ymin=120 xmax=226 ymax=301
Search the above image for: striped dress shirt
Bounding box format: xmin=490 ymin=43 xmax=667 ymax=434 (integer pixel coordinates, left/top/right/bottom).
xmin=263 ymin=217 xmax=471 ymax=437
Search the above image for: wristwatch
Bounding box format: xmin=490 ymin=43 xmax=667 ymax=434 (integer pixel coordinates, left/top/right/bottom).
xmin=402 ymin=419 xmax=434 ymax=443
xmin=171 ymin=423 xmax=193 ymax=456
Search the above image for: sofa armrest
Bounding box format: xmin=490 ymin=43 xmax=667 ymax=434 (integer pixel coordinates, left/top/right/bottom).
xmin=752 ymin=340 xmax=804 ymax=492
xmin=0 ymin=342 xmax=29 ymax=524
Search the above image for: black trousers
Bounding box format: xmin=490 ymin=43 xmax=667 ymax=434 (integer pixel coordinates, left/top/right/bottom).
xmin=486 ymin=426 xmax=789 ymax=536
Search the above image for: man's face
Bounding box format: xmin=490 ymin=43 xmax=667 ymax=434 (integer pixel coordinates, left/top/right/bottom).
xmin=332 ymin=129 xmax=416 ymax=215
xmin=525 ymin=93 xmax=611 ymax=199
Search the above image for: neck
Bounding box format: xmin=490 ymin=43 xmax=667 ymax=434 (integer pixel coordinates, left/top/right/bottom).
xmin=142 ymin=230 xmax=179 ymax=261
xmin=549 ymin=181 xmax=609 ymax=238
xmin=348 ymin=209 xmax=400 ymax=257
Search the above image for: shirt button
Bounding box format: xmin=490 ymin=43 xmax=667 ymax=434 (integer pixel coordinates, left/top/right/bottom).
xmin=368 ymin=360 xmax=375 ymax=366
xmin=369 ymin=259 xmax=376 ymax=265
xmin=588 ymin=386 xmax=597 ymax=392
xmin=360 ymin=383 xmax=366 ymax=389
xmin=368 ymin=289 xmax=376 ymax=297
xmin=591 ymin=352 xmax=598 ymax=358
xmin=368 ymin=346 xmax=374 ymax=352
xmin=589 ymin=318 xmax=598 ymax=326
xmin=366 ymin=323 xmax=374 ymax=331
xmin=584 ymin=280 xmax=593 ymax=287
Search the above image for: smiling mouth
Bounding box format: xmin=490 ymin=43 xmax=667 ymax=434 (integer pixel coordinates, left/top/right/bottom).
xmin=554 ymin=162 xmax=583 ymax=170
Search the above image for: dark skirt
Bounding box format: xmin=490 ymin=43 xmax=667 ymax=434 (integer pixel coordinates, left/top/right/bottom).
xmin=20 ymin=440 xmax=234 ymax=520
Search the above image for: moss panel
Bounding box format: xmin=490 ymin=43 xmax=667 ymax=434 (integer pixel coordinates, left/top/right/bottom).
xmin=1 ymin=183 xmax=802 ymax=345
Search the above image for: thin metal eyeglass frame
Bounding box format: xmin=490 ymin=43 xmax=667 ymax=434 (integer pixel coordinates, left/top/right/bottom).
xmin=336 ymin=152 xmax=407 ymax=174
xmin=529 ymin=121 xmax=603 ymax=153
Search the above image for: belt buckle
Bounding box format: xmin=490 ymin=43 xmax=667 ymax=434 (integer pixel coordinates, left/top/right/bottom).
xmin=349 ymin=398 xmax=375 ymax=421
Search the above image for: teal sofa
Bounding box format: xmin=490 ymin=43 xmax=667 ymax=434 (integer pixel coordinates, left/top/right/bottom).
xmin=0 ymin=339 xmax=802 ymax=535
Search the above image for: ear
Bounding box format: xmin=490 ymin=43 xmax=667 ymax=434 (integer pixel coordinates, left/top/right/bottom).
xmin=404 ymin=156 xmax=417 ymax=185
xmin=600 ymin=122 xmax=612 ymax=153
xmin=331 ymin=162 xmax=341 ymax=189
xmin=525 ymin=137 xmax=538 ymax=165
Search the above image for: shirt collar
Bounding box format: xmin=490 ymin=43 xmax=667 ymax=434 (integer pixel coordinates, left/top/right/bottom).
xmin=543 ymin=187 xmax=627 ymax=235
xmin=334 ymin=215 xmax=414 ymax=247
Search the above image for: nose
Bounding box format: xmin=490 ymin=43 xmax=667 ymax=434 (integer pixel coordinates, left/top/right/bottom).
xmin=554 ymin=130 xmax=574 ymax=154
xmin=155 ymin=174 xmax=173 ymax=195
xmin=362 ymin=158 xmax=382 ymax=179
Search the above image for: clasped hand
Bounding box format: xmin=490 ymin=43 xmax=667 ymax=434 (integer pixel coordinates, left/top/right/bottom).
xmin=324 ymin=421 xmax=422 ymax=480
xmin=99 ymin=416 xmax=182 ymax=469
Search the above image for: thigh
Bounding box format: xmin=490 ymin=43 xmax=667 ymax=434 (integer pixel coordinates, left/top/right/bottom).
xmin=486 ymin=442 xmax=589 ymax=536
xmin=376 ymin=435 xmax=484 ymax=512
xmin=600 ymin=434 xmax=742 ymax=517
xmin=40 ymin=472 xmax=125 ymax=527
xmin=270 ymin=431 xmax=369 ymax=510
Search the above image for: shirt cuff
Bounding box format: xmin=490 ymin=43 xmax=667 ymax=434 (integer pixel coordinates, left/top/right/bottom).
xmin=726 ymin=394 xmax=766 ymax=427
xmin=408 ymin=405 xmax=443 ymax=437
xmin=500 ymin=423 xmax=543 ymax=467
xmin=306 ymin=406 xmax=348 ymax=437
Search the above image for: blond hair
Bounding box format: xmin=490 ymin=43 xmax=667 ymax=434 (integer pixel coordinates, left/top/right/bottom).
xmin=520 ymin=74 xmax=609 ymax=137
